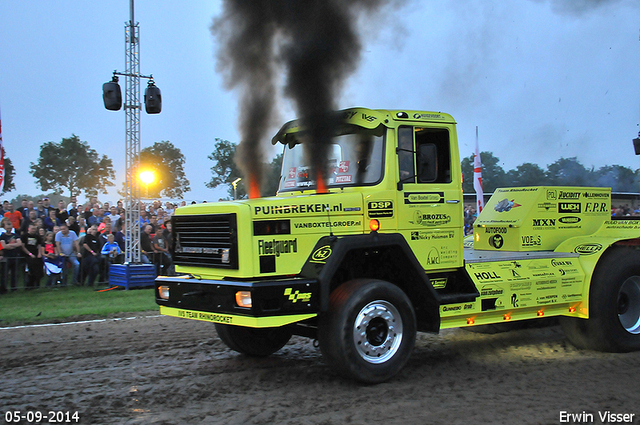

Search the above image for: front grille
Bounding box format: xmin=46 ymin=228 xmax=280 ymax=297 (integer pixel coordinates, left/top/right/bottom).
xmin=172 ymin=213 xmax=238 ymax=269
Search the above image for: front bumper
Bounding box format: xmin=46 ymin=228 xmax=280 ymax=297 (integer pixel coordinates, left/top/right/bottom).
xmin=155 ymin=275 xmax=319 ymax=328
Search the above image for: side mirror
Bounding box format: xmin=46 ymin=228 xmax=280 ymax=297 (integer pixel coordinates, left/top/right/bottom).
xmin=633 ymin=135 xmax=640 ymax=155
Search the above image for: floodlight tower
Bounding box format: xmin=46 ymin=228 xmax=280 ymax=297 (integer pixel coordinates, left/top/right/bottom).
xmin=103 ymin=0 xmax=161 ymax=264
xmin=124 ymin=0 xmax=142 ymax=263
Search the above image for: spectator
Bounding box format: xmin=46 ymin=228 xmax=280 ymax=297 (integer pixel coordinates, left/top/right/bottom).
xmin=4 ymin=203 xmax=23 ymax=235
xmin=152 ymin=221 xmax=172 ymax=275
xmin=101 ymin=233 xmax=123 ymax=265
xmin=80 ymin=224 xmax=101 ymax=287
xmin=21 ymin=223 xmax=44 ymax=290
xmin=55 ymin=223 xmax=80 ymax=286
xmin=67 ymin=196 xmax=79 ymax=218
xmin=67 ymin=215 xmax=80 ymax=236
xmin=108 ymin=206 xmax=121 ymax=228
xmin=42 ymin=197 xmax=53 ymax=217
xmin=20 ymin=199 xmax=29 ymax=219
xmin=113 ymin=226 xmax=126 ymax=252
xmin=43 ymin=231 xmax=62 ymax=287
xmin=165 ymin=202 xmax=175 ymax=216
xmin=0 ymin=200 xmax=8 ymax=216
xmin=44 ymin=209 xmax=62 ymax=232
xmin=35 ymin=199 xmax=47 ymax=220
xmin=56 ymin=200 xmax=69 ymax=223
xmin=20 ymin=210 xmax=38 ymax=235
xmin=140 ymin=224 xmax=154 ymax=264
xmin=148 ymin=215 xmax=158 ymax=234
xmin=87 ymin=204 xmax=103 ymax=227
xmin=0 ymin=217 xmax=23 ymax=293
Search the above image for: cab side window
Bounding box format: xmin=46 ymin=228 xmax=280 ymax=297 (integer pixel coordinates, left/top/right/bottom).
xmin=397 ymin=126 xmax=451 ymax=184
xmin=415 ymin=127 xmax=451 ymax=184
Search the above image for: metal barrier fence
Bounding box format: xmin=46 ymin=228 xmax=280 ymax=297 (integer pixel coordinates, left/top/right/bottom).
xmin=0 ymin=253 xmax=174 ymax=291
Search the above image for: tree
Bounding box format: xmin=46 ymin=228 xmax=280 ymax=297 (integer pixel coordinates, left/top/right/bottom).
xmin=1 ymin=150 xmax=16 ymax=195
xmin=262 ymin=153 xmax=283 ymax=197
xmin=30 ymin=135 xmax=115 ymax=197
xmin=461 ymin=151 xmax=507 ymax=193
xmin=593 ymin=165 xmax=636 ymax=192
xmin=505 ymin=163 xmax=548 ymax=187
xmin=140 ymin=141 xmax=190 ymax=198
xmin=545 ymin=157 xmax=593 ymax=187
xmin=206 ymin=138 xmax=284 ymax=198
xmin=206 ymin=138 xmax=246 ymax=198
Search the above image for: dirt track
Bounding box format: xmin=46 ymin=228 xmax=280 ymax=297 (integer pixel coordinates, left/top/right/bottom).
xmin=1 ymin=313 xmax=639 ymax=425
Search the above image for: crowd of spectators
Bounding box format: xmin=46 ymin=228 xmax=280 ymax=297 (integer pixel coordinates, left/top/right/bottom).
xmin=0 ymin=197 xmax=182 ymax=294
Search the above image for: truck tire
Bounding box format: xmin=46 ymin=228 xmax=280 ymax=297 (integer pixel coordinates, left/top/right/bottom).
xmin=318 ymin=279 xmax=417 ymax=384
xmin=560 ymin=247 xmax=640 ymax=352
xmin=214 ymin=324 xmax=292 ymax=357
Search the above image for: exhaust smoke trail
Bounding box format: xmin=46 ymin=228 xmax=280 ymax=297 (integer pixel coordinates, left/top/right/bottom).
xmin=212 ymin=0 xmax=395 ymax=196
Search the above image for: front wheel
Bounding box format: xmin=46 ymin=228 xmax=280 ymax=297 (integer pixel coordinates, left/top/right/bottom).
xmin=215 ymin=324 xmax=292 ymax=357
xmin=318 ymin=279 xmax=417 ymax=384
xmin=560 ymin=247 xmax=640 ymax=352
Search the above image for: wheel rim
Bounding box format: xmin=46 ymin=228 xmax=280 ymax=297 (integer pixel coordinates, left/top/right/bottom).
xmin=353 ymin=300 xmax=403 ymax=364
xmin=618 ymin=276 xmax=640 ymax=334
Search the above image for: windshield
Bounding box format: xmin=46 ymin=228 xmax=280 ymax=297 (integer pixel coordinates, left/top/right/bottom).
xmin=278 ymin=128 xmax=385 ymax=192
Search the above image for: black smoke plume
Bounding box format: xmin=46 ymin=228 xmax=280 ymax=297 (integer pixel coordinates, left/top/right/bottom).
xmin=212 ymin=0 xmax=393 ymax=195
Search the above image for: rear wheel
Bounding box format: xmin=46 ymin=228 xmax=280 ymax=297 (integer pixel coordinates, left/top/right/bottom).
xmin=318 ymin=279 xmax=417 ymax=384
xmin=560 ymin=247 xmax=640 ymax=352
xmin=215 ymin=324 xmax=292 ymax=357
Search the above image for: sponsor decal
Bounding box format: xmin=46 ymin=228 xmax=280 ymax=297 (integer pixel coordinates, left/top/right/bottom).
xmin=410 ymin=210 xmax=451 ymax=227
xmin=537 ymin=294 xmax=558 ymax=304
xmin=368 ymin=201 xmax=393 ymax=218
xmin=476 ymin=272 xmax=502 ymax=281
xmin=426 ymin=247 xmax=440 ymax=265
xmin=538 ymin=202 xmax=557 ymax=211
xmin=284 ymin=180 xmax=296 ymax=188
xmin=546 ymin=190 xmax=557 ymax=200
xmin=559 ymin=202 xmax=581 ymax=213
xmin=284 ymin=287 xmax=312 ymax=303
xmin=293 ymin=220 xmax=361 ymax=229
xmin=511 ymin=293 xmax=519 ymax=307
xmin=310 ymin=245 xmax=332 ymax=263
xmin=551 ymin=259 xmax=573 ymax=267
xmin=178 ymin=310 xmax=232 ymax=324
xmin=485 ymin=227 xmax=507 ymax=234
xmin=574 ymin=243 xmax=603 ymax=255
xmin=582 ymin=191 xmax=609 ymax=198
xmin=521 ymin=235 xmax=541 ymax=247
xmin=404 ymin=192 xmax=444 ymax=204
xmin=178 ymin=246 xmax=225 ymax=255
xmin=258 ymin=239 xmax=298 ymax=257
xmin=559 ymin=191 xmax=581 ymax=199
xmin=584 ymin=202 xmax=608 ymax=213
xmin=431 ymin=277 xmax=447 ymax=289
xmin=489 ymin=234 xmax=504 ymax=249
xmin=412 ymin=112 xmax=446 ymax=120
xmin=480 ymin=284 xmax=504 ymax=295
xmin=254 ymin=203 xmax=343 ymax=215
xmin=288 ymin=167 xmax=297 ymax=179
xmin=559 ymin=216 xmax=581 ymax=224
xmin=335 ymin=175 xmax=352 ymax=183
xmin=411 ymin=231 xmax=455 ymax=241
xmin=338 ymin=161 xmax=349 ymax=173
xmin=533 ymin=218 xmax=556 ymax=227
xmin=494 ymin=199 xmax=521 ymax=212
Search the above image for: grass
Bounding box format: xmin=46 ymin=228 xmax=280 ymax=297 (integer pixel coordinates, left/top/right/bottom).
xmin=0 ymin=285 xmax=158 ymax=326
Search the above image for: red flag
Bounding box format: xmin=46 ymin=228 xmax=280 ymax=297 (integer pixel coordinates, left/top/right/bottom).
xmin=473 ymin=126 xmax=483 ymax=213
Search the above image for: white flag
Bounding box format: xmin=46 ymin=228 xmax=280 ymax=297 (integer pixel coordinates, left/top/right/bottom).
xmin=473 ymin=126 xmax=483 ymax=213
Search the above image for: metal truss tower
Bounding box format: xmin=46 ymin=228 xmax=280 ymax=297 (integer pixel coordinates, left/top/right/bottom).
xmin=124 ymin=2 xmax=141 ymax=263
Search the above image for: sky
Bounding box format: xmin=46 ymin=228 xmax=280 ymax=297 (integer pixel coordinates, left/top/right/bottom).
xmin=0 ymin=0 xmax=639 ymax=204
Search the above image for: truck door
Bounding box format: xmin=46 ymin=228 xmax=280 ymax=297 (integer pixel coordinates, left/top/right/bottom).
xmin=396 ymin=125 xmax=464 ymax=270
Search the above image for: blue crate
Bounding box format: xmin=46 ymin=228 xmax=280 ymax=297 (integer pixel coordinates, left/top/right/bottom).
xmin=109 ymin=263 xmax=156 ymax=290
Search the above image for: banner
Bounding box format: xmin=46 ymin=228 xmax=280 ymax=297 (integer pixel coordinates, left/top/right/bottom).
xmin=473 ymin=126 xmax=484 ymax=213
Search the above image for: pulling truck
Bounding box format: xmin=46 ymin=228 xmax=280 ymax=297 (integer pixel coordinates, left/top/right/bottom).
xmin=156 ymin=108 xmax=640 ymax=383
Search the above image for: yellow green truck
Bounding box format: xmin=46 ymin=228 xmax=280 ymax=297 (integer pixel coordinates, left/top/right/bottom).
xmin=155 ymin=108 xmax=640 ymax=383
